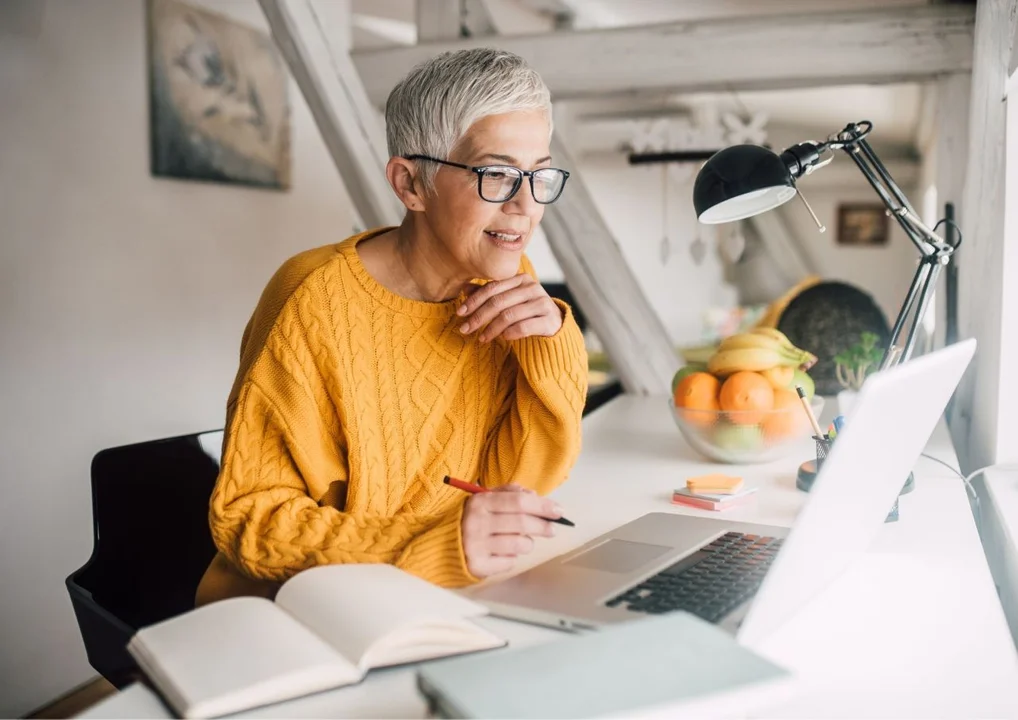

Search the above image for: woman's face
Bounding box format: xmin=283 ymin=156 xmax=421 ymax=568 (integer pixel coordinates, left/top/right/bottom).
xmin=421 ymin=110 xmax=551 ymax=282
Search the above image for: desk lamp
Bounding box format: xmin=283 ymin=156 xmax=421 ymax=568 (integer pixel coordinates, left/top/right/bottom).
xmin=692 ymin=120 xmax=961 ymax=370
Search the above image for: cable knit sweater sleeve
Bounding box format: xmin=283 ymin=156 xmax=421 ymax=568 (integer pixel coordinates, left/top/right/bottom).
xmin=209 ymin=287 xmax=476 ymax=588
xmin=479 ymin=256 xmax=589 ymax=494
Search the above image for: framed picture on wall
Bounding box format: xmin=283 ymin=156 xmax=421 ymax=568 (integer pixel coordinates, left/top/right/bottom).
xmin=147 ymin=0 xmax=291 ymax=190
xmin=836 ymin=204 xmax=889 ymax=246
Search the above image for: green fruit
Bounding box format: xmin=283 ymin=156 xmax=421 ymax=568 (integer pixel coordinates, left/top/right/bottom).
xmin=671 ymin=363 xmax=708 ymax=394
xmin=792 ymin=368 xmax=815 ymax=400
xmin=713 ymin=423 xmax=764 ymax=452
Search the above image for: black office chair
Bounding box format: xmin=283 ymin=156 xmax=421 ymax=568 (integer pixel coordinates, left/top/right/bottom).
xmin=66 ymin=430 xmax=223 ymax=687
xmin=542 ymin=281 xmax=624 ymax=414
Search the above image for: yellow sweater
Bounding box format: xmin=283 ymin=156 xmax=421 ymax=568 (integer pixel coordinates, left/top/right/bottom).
xmin=196 ymin=229 xmax=588 ymax=605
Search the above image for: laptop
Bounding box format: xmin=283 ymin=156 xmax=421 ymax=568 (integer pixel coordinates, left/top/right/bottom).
xmin=467 ymin=339 xmax=976 ymax=648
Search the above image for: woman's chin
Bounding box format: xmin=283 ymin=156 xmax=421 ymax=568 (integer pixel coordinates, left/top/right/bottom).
xmin=482 ymin=260 xmax=524 ymax=282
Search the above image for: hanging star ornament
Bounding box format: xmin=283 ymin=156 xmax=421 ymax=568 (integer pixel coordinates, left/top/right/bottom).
xmin=722 ymin=111 xmax=769 ymax=145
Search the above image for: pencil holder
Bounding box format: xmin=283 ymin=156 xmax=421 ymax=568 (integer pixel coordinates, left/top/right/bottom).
xmin=813 ymin=435 xmax=833 ymax=470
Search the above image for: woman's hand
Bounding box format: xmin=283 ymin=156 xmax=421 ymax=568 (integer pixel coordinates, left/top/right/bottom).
xmin=461 ymin=484 xmax=562 ymax=579
xmin=457 ymin=274 xmax=563 ymax=343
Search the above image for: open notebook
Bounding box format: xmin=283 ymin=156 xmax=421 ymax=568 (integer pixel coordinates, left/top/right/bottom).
xmin=127 ymin=564 xmax=505 ymax=719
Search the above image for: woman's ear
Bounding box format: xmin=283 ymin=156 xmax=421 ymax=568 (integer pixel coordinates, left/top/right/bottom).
xmin=386 ymin=157 xmax=427 ymax=212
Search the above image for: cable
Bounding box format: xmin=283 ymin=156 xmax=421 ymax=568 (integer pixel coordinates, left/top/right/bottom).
xmin=918 ymin=457 xmax=1018 ymax=531
xmin=920 ymin=452 xmax=963 ymax=478
xmin=931 ymin=217 xmax=964 ymax=248
xmin=919 ymin=452 xmax=979 ymax=521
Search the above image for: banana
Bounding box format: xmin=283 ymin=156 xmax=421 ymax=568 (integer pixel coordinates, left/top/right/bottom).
xmin=716 ymin=331 xmax=810 ymax=364
xmin=707 ymin=347 xmax=803 ymax=376
xmin=716 ymin=332 xmax=785 ymax=352
xmin=725 ymin=328 xmax=818 ymax=370
xmin=749 ymin=327 xmax=795 ymax=347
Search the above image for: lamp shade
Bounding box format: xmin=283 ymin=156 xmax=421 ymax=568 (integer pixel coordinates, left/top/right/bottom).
xmin=693 ymin=144 xmax=797 ymax=224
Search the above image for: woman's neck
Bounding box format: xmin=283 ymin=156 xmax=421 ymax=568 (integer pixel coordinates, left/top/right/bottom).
xmin=391 ymin=217 xmax=471 ymax=302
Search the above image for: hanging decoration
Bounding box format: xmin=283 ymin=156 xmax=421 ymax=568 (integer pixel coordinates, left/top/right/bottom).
xmin=627 ymin=111 xmax=769 ymax=166
xmin=660 ymin=164 xmax=671 ymax=266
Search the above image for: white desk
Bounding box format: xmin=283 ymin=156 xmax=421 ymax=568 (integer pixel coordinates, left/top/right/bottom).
xmin=82 ymin=395 xmax=1018 ymax=719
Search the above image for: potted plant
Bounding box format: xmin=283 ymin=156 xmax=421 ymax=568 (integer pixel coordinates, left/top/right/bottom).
xmin=833 ymin=331 xmax=884 ymax=415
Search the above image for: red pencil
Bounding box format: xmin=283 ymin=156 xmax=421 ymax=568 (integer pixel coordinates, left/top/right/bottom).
xmin=443 ymin=476 xmax=575 ymax=527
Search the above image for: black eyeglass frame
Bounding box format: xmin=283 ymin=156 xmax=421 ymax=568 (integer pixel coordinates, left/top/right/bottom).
xmin=403 ymin=154 xmax=570 ymax=204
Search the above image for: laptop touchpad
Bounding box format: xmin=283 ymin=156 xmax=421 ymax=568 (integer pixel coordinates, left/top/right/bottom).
xmin=564 ymin=539 xmax=672 ymax=573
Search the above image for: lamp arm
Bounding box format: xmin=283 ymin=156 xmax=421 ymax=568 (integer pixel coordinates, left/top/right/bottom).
xmin=809 ymin=122 xmax=961 ymax=368
xmin=839 ymin=139 xmax=943 ymax=257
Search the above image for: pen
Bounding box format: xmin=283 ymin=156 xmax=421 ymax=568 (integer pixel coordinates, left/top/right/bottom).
xmin=443 ymin=476 xmax=575 ymax=527
xmin=796 ymin=385 xmax=826 ymax=439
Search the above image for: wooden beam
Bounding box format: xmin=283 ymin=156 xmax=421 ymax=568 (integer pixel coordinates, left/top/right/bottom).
xmin=259 ymin=0 xmax=402 ymax=229
xmin=745 ymin=210 xmax=812 ymax=284
xmin=417 ymin=0 xmax=499 ymax=41
xmin=948 ymin=0 xmax=1018 ymax=472
xmin=351 ymin=5 xmax=975 ymax=106
xmin=541 ymin=135 xmax=680 ymax=394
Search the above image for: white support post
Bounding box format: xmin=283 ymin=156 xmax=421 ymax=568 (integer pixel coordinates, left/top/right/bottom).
xmin=259 ymin=0 xmax=402 ymax=229
xmin=948 ymin=0 xmax=1018 ymax=472
xmin=933 ymin=73 xmax=972 ymax=351
xmin=352 ymin=5 xmax=975 ymax=106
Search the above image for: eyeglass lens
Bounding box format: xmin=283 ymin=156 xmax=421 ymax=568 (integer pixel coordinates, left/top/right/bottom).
xmin=479 ymin=167 xmax=566 ymax=203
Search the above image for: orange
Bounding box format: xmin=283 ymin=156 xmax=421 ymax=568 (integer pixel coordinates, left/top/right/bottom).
xmin=719 ymin=371 xmax=775 ymax=425
xmin=673 ymin=372 xmax=721 ymax=426
xmin=763 ymin=387 xmax=805 ymax=438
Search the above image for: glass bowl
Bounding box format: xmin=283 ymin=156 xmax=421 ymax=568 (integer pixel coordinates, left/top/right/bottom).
xmin=669 ymin=395 xmax=825 ymax=464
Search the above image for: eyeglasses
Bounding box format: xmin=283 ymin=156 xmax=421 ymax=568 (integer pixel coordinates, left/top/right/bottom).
xmin=404 ymin=154 xmax=570 ymax=204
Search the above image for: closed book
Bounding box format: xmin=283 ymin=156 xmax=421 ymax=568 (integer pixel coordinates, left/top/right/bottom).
xmin=416 ymin=612 xmax=794 ymax=719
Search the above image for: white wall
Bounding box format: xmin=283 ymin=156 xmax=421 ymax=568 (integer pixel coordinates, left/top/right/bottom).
xmin=570 ymin=153 xmax=735 ymax=347
xmin=776 ymin=182 xmax=921 ymax=328
xmin=0 ymin=0 xmax=355 ymax=714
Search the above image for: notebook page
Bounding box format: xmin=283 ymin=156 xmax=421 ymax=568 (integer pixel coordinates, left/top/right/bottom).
xmin=128 ymin=597 xmax=361 ymax=718
xmin=275 ymin=564 xmax=496 ymax=669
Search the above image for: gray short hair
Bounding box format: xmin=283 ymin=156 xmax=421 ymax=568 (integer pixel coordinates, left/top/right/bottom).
xmin=385 ymin=48 xmax=553 ymax=188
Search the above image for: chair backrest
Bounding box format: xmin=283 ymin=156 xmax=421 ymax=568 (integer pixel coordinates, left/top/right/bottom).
xmin=67 ymin=430 xmax=223 ymax=684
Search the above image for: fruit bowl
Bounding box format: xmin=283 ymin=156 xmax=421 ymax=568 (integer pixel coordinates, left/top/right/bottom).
xmin=669 ymin=395 xmax=825 ymax=464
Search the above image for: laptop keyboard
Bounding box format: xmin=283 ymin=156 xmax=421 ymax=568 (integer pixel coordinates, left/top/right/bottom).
xmin=604 ymin=531 xmax=783 ymax=624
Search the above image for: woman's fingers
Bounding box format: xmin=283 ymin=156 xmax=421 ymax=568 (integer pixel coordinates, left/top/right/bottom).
xmin=488 ymin=511 xmax=556 ymax=538
xmin=481 ymin=489 xmax=563 ymax=519
xmin=480 ymin=298 xmax=557 ymax=343
xmin=457 ymin=274 xmax=527 ymax=319
xmin=458 ymin=282 xmax=541 ymax=335
xmin=461 ymin=482 xmax=565 ymax=578
xmin=489 ymin=534 xmax=536 ymax=557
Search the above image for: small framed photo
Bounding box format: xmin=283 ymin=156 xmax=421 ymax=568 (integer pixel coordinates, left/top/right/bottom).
xmin=837 ymin=204 xmax=889 ymax=246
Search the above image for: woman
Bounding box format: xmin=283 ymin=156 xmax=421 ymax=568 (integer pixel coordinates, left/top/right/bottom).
xmin=195 ymin=48 xmax=588 ymax=605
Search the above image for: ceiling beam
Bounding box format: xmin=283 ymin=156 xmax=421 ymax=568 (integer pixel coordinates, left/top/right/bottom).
xmin=351 ymin=4 xmax=975 ymax=106
xmin=417 ymin=0 xmax=499 ymax=41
